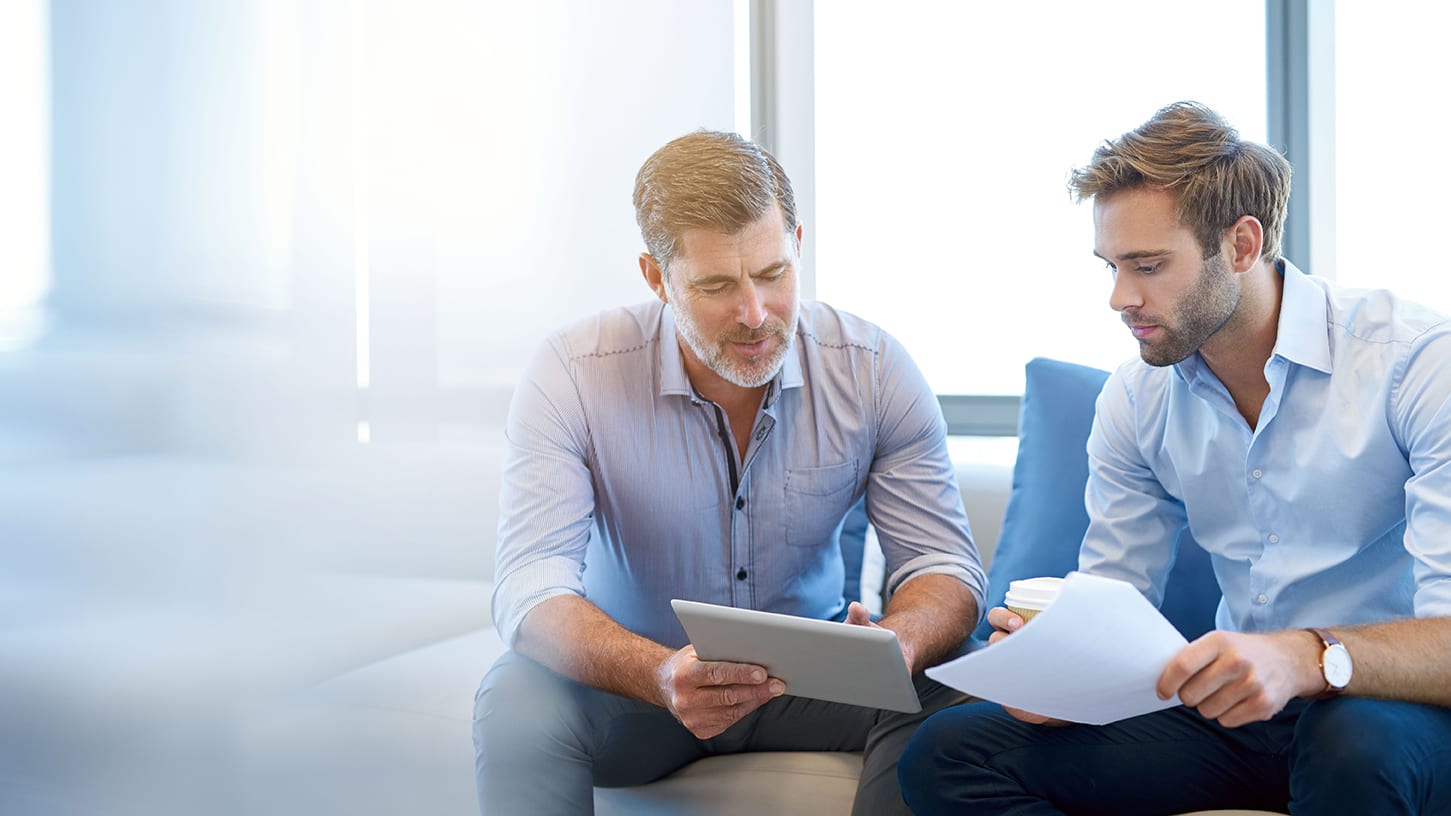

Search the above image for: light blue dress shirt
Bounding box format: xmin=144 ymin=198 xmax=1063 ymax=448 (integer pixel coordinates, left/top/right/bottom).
xmin=1081 ymin=261 xmax=1451 ymax=633
xmin=492 ymin=299 xmax=986 ymax=648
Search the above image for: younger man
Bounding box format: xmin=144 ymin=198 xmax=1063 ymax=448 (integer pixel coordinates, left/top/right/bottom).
xmin=901 ymin=102 xmax=1451 ymax=815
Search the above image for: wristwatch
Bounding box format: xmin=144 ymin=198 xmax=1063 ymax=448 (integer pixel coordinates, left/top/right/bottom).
xmin=1306 ymin=627 xmax=1353 ymax=699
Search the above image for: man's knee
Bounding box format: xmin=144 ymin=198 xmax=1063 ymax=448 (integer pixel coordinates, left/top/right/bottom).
xmin=1294 ymin=698 xmax=1418 ymax=772
xmin=899 ymin=701 xmax=1015 ymax=810
xmin=1291 ymin=698 xmax=1451 ymax=814
xmin=473 ymin=651 xmax=589 ymax=760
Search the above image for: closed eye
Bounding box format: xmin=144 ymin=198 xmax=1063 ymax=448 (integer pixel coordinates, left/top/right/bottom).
xmin=1104 ymin=260 xmax=1160 ymax=276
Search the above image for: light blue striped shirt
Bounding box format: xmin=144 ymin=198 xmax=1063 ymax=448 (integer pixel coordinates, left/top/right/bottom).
xmin=1081 ymin=261 xmax=1451 ymax=632
xmin=492 ymin=299 xmax=985 ymax=648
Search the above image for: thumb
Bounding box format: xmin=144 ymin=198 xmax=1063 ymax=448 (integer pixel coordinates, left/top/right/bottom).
xmin=845 ymin=601 xmax=873 ymax=626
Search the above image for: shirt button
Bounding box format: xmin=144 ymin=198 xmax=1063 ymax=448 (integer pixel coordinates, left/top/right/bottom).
xmin=1252 ymin=469 xmax=1263 ymax=479
xmin=736 ymin=568 xmax=748 ymax=581
xmin=735 ymin=497 xmax=745 ymax=510
xmin=1268 ymin=533 xmax=1280 ymax=544
xmin=1257 ymin=594 xmax=1269 ymax=604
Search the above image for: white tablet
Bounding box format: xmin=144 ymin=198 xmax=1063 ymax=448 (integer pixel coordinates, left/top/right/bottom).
xmin=671 ymin=599 xmax=921 ymax=713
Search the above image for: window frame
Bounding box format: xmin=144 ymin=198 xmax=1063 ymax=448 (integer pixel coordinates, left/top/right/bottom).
xmin=753 ymin=0 xmax=1332 ymax=436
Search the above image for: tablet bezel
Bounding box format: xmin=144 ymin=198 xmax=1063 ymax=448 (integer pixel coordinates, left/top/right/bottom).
xmin=670 ymin=599 xmax=922 ymax=714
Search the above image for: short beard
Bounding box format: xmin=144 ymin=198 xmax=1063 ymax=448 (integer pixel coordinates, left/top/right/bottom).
xmin=673 ymin=300 xmax=797 ymax=388
xmin=1136 ymin=251 xmax=1240 ymax=367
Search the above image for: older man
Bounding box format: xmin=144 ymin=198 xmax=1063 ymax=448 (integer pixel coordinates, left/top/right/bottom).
xmin=474 ymin=130 xmax=984 ymax=815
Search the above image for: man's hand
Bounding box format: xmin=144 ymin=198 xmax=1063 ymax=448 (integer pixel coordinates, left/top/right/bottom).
xmin=843 ymin=601 xmax=909 ymax=668
xmin=1157 ymin=629 xmax=1320 ymax=728
xmin=656 ymin=645 xmax=785 ymax=739
xmin=985 ymin=606 xmax=1025 ymax=646
xmin=984 ymin=606 xmax=1066 ymax=726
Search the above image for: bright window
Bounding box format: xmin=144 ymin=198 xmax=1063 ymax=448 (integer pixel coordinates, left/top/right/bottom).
xmin=0 ymin=0 xmax=49 ymax=328
xmin=814 ymin=0 xmax=1267 ymax=394
xmin=1334 ymin=2 xmax=1451 ymax=310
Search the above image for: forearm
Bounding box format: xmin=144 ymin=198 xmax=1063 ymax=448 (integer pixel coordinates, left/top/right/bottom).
xmin=879 ymin=573 xmax=977 ymax=673
xmin=1332 ymin=616 xmax=1451 ymax=706
xmin=515 ymin=594 xmax=674 ymax=706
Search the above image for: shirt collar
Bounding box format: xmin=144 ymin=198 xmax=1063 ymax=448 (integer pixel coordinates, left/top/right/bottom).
xmin=1268 ymin=259 xmax=1333 ymax=374
xmin=657 ymin=305 xmax=695 ymax=399
xmin=1175 ymin=258 xmax=1332 ymax=384
xmin=656 ymin=304 xmax=805 ymax=406
xmin=769 ymin=329 xmax=806 ymax=408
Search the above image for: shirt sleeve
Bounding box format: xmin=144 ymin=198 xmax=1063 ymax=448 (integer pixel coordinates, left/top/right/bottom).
xmin=1390 ymin=325 xmax=1451 ymax=618
xmin=864 ymin=332 xmax=987 ymax=626
xmin=1078 ymin=366 xmax=1190 ymax=608
xmin=490 ymin=335 xmax=597 ymax=647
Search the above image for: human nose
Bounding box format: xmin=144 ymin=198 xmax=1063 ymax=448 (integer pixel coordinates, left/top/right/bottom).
xmin=737 ymin=280 xmax=767 ymax=328
xmin=1108 ymin=271 xmax=1142 ymax=314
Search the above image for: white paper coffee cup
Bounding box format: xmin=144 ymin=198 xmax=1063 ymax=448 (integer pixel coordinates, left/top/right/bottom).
xmin=1003 ymin=576 xmax=1065 ymax=623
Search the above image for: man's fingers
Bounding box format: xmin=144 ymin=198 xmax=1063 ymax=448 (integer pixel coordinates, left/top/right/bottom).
xmin=1176 ymin=646 xmax=1255 ymax=708
xmin=679 ymin=680 xmax=787 ymax=739
xmin=844 ymin=601 xmax=873 ymax=627
xmin=691 ymin=658 xmax=767 ymax=688
xmin=683 ymin=695 xmax=772 ymax=739
xmin=1215 ymin=692 xmax=1283 ymax=728
xmin=1157 ymin=635 xmax=1221 ymax=700
xmin=704 ymin=679 xmax=785 ymax=708
xmin=1193 ymin=680 xmax=1274 ymax=726
xmin=986 ymin=606 xmax=1024 ymax=634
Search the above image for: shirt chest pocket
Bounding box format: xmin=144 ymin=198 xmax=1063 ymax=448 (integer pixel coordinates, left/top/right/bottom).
xmin=784 ymin=460 xmax=859 ymax=548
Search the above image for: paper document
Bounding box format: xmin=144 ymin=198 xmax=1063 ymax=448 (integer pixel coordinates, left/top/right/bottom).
xmin=927 ymin=572 xmax=1188 ymax=725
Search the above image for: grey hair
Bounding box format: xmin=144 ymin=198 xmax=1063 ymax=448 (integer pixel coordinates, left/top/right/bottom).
xmin=633 ymin=130 xmax=798 ymax=271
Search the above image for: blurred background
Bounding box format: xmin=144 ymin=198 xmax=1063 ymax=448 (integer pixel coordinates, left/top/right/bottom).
xmin=2 ymin=2 xmax=737 ymax=813
xmin=2 ymin=1 xmax=1448 ymax=813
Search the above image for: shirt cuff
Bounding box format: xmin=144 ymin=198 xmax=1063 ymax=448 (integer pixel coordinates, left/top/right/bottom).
xmin=886 ymin=553 xmax=988 ymax=629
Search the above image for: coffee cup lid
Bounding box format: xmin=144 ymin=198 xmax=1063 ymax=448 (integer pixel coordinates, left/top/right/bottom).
xmin=1004 ymin=576 xmax=1065 ymax=611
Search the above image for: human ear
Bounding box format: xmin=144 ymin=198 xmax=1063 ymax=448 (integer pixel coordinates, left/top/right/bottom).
xmin=640 ymin=253 xmax=668 ymax=303
xmin=1227 ymin=215 xmax=1264 ymax=273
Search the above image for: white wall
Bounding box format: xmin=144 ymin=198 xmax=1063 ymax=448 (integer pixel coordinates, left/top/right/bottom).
xmin=1 ymin=3 xmax=738 ymax=813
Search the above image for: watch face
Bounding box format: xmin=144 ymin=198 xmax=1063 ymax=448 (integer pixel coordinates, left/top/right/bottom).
xmin=1324 ymin=643 xmax=1353 ymax=688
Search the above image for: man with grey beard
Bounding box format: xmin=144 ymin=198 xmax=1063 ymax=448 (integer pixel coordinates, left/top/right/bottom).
xmin=473 ymin=130 xmax=985 ymax=815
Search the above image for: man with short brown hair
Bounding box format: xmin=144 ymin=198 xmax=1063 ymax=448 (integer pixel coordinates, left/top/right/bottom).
xmin=900 ymin=101 xmax=1451 ymax=816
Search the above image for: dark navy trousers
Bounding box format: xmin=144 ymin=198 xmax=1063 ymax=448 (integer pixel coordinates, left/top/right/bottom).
xmin=899 ymin=697 xmax=1451 ymax=815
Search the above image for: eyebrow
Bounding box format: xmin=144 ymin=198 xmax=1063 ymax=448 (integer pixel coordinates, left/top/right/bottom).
xmin=690 ymin=259 xmax=791 ymax=286
xmin=1093 ymin=249 xmax=1175 ymax=262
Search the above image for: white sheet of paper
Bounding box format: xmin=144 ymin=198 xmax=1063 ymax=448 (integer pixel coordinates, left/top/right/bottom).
xmin=927 ymin=572 xmax=1189 ymax=725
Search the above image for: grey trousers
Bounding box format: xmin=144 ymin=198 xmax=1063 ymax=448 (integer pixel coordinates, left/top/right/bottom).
xmin=472 ymin=650 xmax=969 ymax=816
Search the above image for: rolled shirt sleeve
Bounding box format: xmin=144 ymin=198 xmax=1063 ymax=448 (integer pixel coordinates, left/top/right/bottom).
xmin=866 ymin=330 xmax=987 ymax=626
xmin=490 ymin=336 xmax=596 ymax=648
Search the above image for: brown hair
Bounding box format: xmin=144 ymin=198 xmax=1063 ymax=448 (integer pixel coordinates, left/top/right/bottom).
xmin=1068 ymin=101 xmax=1292 ymax=263
xmin=633 ymin=130 xmax=797 ymax=271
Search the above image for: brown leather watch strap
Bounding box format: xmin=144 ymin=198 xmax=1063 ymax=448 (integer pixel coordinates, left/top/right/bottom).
xmin=1307 ymin=627 xmax=1348 ymax=700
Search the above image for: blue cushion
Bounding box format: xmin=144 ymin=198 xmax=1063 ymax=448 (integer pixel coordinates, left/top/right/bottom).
xmin=973 ymin=358 xmax=1219 ymax=642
